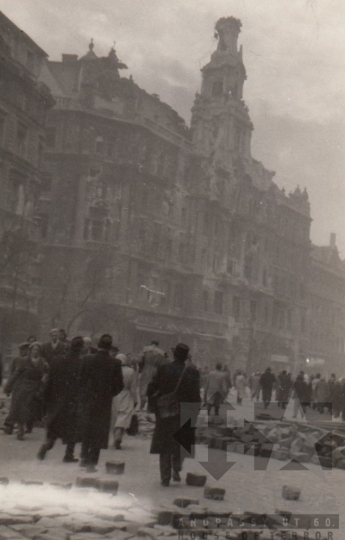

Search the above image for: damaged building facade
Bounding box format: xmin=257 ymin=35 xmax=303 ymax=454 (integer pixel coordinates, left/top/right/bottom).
xmin=0 ymin=12 xmax=53 ymax=353
xmin=37 ymin=17 xmax=314 ymax=372
xmin=1 ymin=12 xmax=344 ymax=374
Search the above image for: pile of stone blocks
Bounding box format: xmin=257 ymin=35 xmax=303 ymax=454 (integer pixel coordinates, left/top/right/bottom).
xmin=196 ymin=419 xmax=345 ymax=469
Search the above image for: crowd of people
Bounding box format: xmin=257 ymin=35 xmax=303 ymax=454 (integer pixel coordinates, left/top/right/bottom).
xmin=1 ymin=332 xmax=344 ymax=485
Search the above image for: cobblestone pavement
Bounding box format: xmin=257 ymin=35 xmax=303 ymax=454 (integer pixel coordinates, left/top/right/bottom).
xmin=0 ymin=392 xmax=343 ymax=540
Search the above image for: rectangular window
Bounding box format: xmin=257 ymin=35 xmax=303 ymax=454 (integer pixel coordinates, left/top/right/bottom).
xmin=17 ymin=124 xmax=27 ymax=156
xmin=91 ymin=220 xmax=103 ymax=241
xmin=203 ymin=291 xmax=208 ymax=311
xmin=41 ymin=173 xmax=52 ymax=192
xmin=166 ymin=238 xmax=172 ymax=259
xmin=46 ymin=128 xmax=56 ymax=149
xmin=83 ymin=219 xmax=90 ymax=240
xmin=214 ymin=291 xmax=224 ymax=315
xmin=250 ymin=300 xmax=257 ymax=322
xmin=233 ymin=296 xmax=241 ymax=322
xmin=95 ymin=136 xmax=104 ymax=155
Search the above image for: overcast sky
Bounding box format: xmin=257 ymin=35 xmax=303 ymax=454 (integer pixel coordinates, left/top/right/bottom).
xmin=2 ymin=0 xmax=344 ymax=254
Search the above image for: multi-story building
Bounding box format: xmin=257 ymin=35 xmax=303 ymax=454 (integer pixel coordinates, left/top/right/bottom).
xmin=306 ymin=234 xmax=345 ymax=375
xmin=185 ymin=17 xmax=312 ymax=372
xmin=37 ymin=17 xmax=315 ymax=373
xmin=0 ymin=12 xmax=53 ymax=354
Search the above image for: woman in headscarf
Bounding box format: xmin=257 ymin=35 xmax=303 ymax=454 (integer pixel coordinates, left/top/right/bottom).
xmin=111 ymin=353 xmax=138 ymax=449
xmin=4 ymin=342 xmax=48 ymax=440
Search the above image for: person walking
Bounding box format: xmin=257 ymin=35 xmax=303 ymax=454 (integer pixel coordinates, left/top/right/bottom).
xmin=277 ymin=370 xmax=292 ymax=409
xmin=260 ymin=368 xmax=276 ymax=409
xmin=112 ymin=353 xmax=138 ymax=449
xmin=147 ymin=343 xmax=200 ymax=486
xmin=222 ymin=365 xmax=232 ymax=398
xmin=314 ymin=376 xmax=329 ymax=414
xmin=292 ymin=373 xmax=309 ymax=419
xmin=4 ymin=342 xmax=48 ymax=440
xmin=37 ymin=336 xmax=84 ymax=463
xmin=250 ymin=371 xmax=261 ymax=401
xmin=235 ymin=370 xmax=246 ymax=405
xmin=139 ymin=341 xmax=166 ymax=410
xmin=41 ymin=329 xmax=65 ymax=366
xmin=76 ymin=334 xmax=123 ymax=472
xmin=204 ymin=362 xmax=228 ymax=415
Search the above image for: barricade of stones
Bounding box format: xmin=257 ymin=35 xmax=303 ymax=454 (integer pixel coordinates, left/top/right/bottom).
xmin=196 ymin=417 xmax=345 ymax=469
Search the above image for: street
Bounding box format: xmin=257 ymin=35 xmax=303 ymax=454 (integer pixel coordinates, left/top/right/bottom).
xmin=0 ymin=393 xmax=344 ymax=539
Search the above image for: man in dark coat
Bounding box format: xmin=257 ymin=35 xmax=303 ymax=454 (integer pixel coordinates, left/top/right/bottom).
xmin=260 ymin=367 xmax=276 ymax=409
xmin=37 ymin=336 xmax=84 ymax=462
xmin=42 ymin=329 xmax=66 ymax=366
xmin=77 ymin=334 xmax=123 ymax=472
xmin=277 ymin=370 xmax=292 ymax=409
xmin=147 ymin=343 xmax=201 ymax=487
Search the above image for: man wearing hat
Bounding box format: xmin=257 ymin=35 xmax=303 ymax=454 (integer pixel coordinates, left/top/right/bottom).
xmin=147 ymin=343 xmax=201 ymax=486
xmin=76 ymin=334 xmax=123 ymax=472
xmin=42 ymin=329 xmax=65 ymax=366
xmin=2 ymin=342 xmax=30 ymax=434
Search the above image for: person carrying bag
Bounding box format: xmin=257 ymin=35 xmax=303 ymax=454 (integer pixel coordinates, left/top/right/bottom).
xmin=156 ymin=365 xmax=187 ymax=419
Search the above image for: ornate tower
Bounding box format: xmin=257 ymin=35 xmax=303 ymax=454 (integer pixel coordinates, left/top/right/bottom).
xmin=191 ymin=17 xmax=253 ymax=173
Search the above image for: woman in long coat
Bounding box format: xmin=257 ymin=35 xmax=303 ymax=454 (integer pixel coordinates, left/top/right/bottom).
xmin=37 ymin=337 xmax=84 ymax=462
xmin=112 ymin=354 xmax=138 ymax=449
xmin=147 ymin=343 xmax=201 ymax=486
xmin=235 ymin=370 xmax=247 ymax=405
xmin=4 ymin=342 xmax=48 ymax=440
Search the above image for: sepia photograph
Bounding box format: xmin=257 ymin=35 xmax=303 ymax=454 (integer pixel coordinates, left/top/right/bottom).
xmin=0 ymin=0 xmax=344 ymax=538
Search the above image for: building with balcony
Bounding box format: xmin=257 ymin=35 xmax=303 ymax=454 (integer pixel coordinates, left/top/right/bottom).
xmin=0 ymin=12 xmax=53 ymax=354
xmin=34 ymin=16 xmax=345 ymax=374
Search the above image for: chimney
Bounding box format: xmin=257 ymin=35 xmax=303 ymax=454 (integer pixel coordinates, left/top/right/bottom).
xmin=62 ymin=54 xmax=78 ymax=64
xmin=330 ymin=233 xmax=336 ymax=248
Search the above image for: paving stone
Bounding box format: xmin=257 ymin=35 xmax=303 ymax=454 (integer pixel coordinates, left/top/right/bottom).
xmin=0 ymin=525 xmax=26 ymax=539
xmin=244 ymin=444 xmax=260 ymax=456
xmin=289 ymin=451 xmax=310 ymax=462
xmin=203 ymin=486 xmax=226 ymax=501
xmin=260 ymin=444 xmax=273 ymax=458
xmin=105 ymin=461 xmax=125 ymax=475
xmin=0 ymin=478 xmax=9 ymax=486
xmin=10 ymin=525 xmax=48 ymax=538
xmin=137 ymin=527 xmax=160 ymax=539
xmin=75 ymin=477 xmax=100 ymax=489
xmin=96 ymin=511 xmax=125 ymax=521
xmin=36 ymin=517 xmax=63 ymax=528
xmin=34 ymin=507 xmax=70 ymax=519
xmin=156 ymin=509 xmax=174 ymax=526
xmin=50 ymin=482 xmax=73 ymax=490
xmin=34 ymin=531 xmax=69 ymax=540
xmin=96 ymin=479 xmax=119 ymax=493
xmin=240 ymin=434 xmax=254 ymax=443
xmin=318 ymin=456 xmax=333 ymax=468
xmin=20 ymin=480 xmax=44 ymax=486
xmin=282 ymin=485 xmax=301 ymax=500
xmin=0 ymin=515 xmax=34 ymax=526
xmin=208 ymin=416 xmax=223 ymax=425
xmin=188 ymin=505 xmax=208 ymax=518
xmin=185 ymin=473 xmax=206 ymax=487
xmin=335 ymin=458 xmax=345 ymax=469
xmin=173 ymin=497 xmax=199 ymax=508
xmin=272 ymin=449 xmax=289 ymax=461
xmin=87 ymin=518 xmax=126 ymax=534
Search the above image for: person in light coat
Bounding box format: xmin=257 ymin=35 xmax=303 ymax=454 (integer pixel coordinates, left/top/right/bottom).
xmin=235 ymin=370 xmax=247 ymax=405
xmin=112 ymin=353 xmax=138 ymax=449
xmin=205 ymin=362 xmax=228 ymax=415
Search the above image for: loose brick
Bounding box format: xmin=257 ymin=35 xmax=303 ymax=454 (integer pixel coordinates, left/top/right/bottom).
xmin=245 ymin=444 xmax=260 ymax=456
xmin=173 ymin=497 xmax=199 ymax=508
xmin=105 ymin=461 xmax=125 ymax=475
xmin=0 ymin=525 xmax=26 ymax=539
xmin=282 ymin=485 xmax=301 ymax=500
xmin=156 ymin=509 xmax=174 ymax=526
xmin=96 ymin=479 xmax=119 ymax=493
xmin=272 ymin=449 xmax=289 ymax=461
xmin=203 ymin=486 xmax=226 ymax=501
xmin=20 ymin=480 xmax=43 ymax=486
xmin=260 ymin=444 xmax=273 ymax=458
xmin=289 ymin=452 xmax=310 ymax=463
xmin=50 ymin=482 xmax=72 ymax=490
xmin=75 ymin=477 xmax=99 ymax=489
xmin=0 ymin=478 xmax=9 ymax=486
xmin=186 ymin=473 xmax=207 ymax=487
